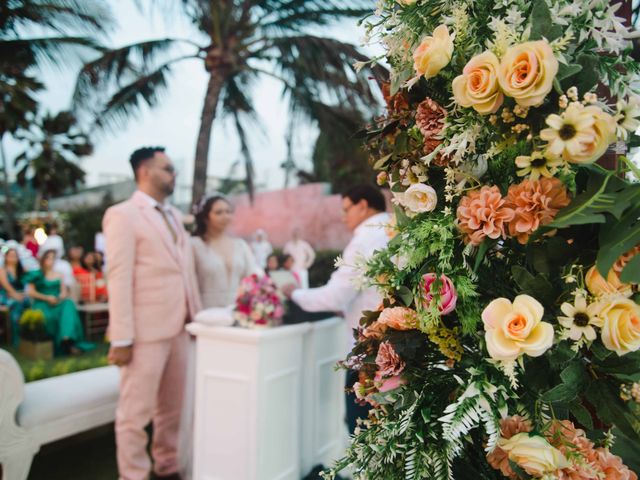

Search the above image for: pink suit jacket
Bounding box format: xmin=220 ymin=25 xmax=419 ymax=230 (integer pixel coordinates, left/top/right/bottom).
xmin=103 ymin=191 xmax=202 ymax=343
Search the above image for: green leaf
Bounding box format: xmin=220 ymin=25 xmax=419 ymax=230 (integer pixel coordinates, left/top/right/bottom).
xmin=511 ymin=266 xmax=556 ymax=306
xmin=527 ymin=236 xmax=573 ymax=275
xmin=590 ymin=341 xmax=613 ymax=361
xmin=560 ymin=361 xmax=588 ymax=388
xmin=574 ymin=54 xmax=600 ymax=93
xmin=393 ymin=204 xmax=411 ymax=228
xmin=547 ymin=341 xmax=578 ymax=365
xmin=393 ymin=131 xmax=409 ymax=155
xmin=556 ymin=63 xmax=582 ymax=82
xmin=396 ymin=286 xmax=414 ymax=306
xmin=509 ymin=459 xmax=533 ymax=480
xmin=542 ymin=383 xmax=578 ymax=403
xmin=373 ymin=153 xmax=393 ymax=170
xmin=569 ymin=401 xmax=593 ymax=430
xmin=548 ymin=171 xmax=618 ymax=229
xmin=473 ymin=239 xmax=496 ymax=273
xmin=391 ymin=68 xmax=411 ymax=95
xmin=529 ymin=0 xmax=563 ymax=41
xmin=585 ymin=382 xmax=640 ymax=439
xmin=620 ymin=254 xmax=640 ymax=284
xmin=596 ymin=204 xmax=640 ymax=276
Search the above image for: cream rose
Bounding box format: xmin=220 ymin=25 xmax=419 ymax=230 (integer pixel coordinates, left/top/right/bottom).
xmin=482 ymin=294 xmax=554 ymax=361
xmin=498 ymin=41 xmax=558 ymax=107
xmin=569 ymin=106 xmax=617 ymax=164
xmin=452 ymin=51 xmax=504 ymax=114
xmin=413 ymin=25 xmax=454 ymax=80
xmin=400 ymin=183 xmax=438 ymax=214
xmin=595 ymin=297 xmax=640 ymax=356
xmin=585 ymin=265 xmax=633 ymax=298
xmin=499 ymin=433 xmax=570 ymax=476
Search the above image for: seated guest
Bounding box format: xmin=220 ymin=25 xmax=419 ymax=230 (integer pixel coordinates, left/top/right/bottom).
xmin=279 ymin=253 xmax=301 ymax=286
xmin=21 ymin=226 xmax=39 ymax=258
xmin=68 ymin=246 xmax=85 ymax=276
xmin=25 ymin=249 xmax=94 ymax=355
xmin=0 ymin=248 xmax=30 ymax=346
xmin=78 ymin=251 xmax=108 ymax=302
xmin=265 ymin=253 xmax=279 ymax=277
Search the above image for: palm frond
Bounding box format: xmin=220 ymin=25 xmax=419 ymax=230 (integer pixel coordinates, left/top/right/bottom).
xmin=1 ymin=0 xmax=112 ymax=36
xmin=220 ymin=72 xmax=265 ymax=137
xmin=92 ymin=60 xmax=180 ymax=131
xmin=73 ymin=39 xmax=196 ymax=105
xmin=260 ymin=6 xmax=371 ymax=33
xmin=0 ymin=36 xmax=101 ymax=72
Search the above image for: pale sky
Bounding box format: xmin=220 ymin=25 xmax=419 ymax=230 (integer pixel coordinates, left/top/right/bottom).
xmin=6 ymin=0 xmax=378 ymax=204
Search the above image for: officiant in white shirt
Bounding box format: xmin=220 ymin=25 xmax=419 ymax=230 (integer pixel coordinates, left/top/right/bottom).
xmin=283 ymin=184 xmax=390 ymax=434
xmin=283 ymin=228 xmax=315 ymax=288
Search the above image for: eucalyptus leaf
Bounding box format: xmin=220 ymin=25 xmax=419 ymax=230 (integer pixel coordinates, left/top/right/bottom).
xmin=396 ymin=285 xmax=414 ymax=306
xmin=373 ymin=153 xmax=393 ymax=170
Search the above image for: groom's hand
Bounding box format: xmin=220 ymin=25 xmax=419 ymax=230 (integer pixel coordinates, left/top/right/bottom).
xmin=108 ymin=345 xmax=133 ymax=366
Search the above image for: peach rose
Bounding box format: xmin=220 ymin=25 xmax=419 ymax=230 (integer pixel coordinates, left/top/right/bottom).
xmin=482 ymin=295 xmax=554 ymax=361
xmin=499 ymin=433 xmax=570 ymax=476
xmin=378 ymin=306 xmax=418 ymax=330
xmin=595 ymin=296 xmax=640 ymax=356
xmin=375 ymin=341 xmax=405 ymax=377
xmin=453 ymin=50 xmax=504 ymax=114
xmin=498 ymin=41 xmax=558 ymax=107
xmin=585 ymin=266 xmax=633 ymax=298
xmin=413 ymin=25 xmax=454 ymax=80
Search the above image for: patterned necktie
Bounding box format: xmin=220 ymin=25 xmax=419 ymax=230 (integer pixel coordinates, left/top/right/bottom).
xmin=155 ymin=205 xmax=178 ymax=243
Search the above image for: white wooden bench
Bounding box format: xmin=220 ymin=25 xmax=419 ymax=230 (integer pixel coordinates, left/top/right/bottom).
xmin=0 ymin=349 xmax=119 ymax=480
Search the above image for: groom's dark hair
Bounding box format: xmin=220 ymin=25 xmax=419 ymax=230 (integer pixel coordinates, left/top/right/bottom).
xmin=342 ymin=184 xmax=386 ymax=212
xmin=129 ymin=146 xmax=165 ymax=179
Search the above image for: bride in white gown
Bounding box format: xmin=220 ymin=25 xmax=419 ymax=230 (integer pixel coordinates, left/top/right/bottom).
xmin=178 ymin=193 xmax=261 ymax=479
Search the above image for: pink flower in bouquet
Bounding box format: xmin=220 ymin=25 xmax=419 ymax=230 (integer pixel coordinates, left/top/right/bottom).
xmin=422 ymin=273 xmax=457 ymax=315
xmin=234 ymin=274 xmax=284 ymax=327
xmin=374 ymin=372 xmax=406 ymax=392
xmin=375 ymin=341 xmax=405 ymax=377
xmin=594 ymin=448 xmax=638 ymax=480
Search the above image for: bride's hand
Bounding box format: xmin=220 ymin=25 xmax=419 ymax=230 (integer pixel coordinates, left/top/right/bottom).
xmin=281 ymin=283 xmax=297 ymax=298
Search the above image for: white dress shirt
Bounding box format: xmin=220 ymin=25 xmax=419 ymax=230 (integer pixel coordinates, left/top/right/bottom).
xmin=291 ymin=212 xmax=390 ymax=350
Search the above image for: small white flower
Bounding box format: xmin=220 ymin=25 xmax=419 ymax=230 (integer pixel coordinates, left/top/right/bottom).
xmin=558 ymin=295 xmax=601 ymax=342
xmin=615 ymin=98 xmax=640 ymax=140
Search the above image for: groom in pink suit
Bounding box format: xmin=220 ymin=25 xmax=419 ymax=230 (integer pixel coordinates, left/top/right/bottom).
xmin=104 ymin=147 xmax=201 ymax=480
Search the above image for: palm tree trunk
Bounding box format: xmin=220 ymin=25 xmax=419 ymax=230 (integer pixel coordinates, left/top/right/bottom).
xmin=192 ymin=72 xmax=226 ymax=206
xmin=0 ymin=134 xmax=16 ymax=239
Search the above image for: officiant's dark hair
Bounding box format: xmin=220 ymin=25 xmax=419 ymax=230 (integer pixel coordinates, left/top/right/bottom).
xmin=342 ymin=185 xmax=386 ymax=212
xmin=129 ymin=146 xmax=165 ymax=179
xmin=194 ymin=194 xmax=232 ymax=238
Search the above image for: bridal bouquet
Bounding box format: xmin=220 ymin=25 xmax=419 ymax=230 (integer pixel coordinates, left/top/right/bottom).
xmin=326 ymin=0 xmax=640 ymax=478
xmin=234 ymin=274 xmax=284 ymax=328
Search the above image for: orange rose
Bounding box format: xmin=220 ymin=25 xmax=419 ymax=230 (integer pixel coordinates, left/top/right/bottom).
xmin=498 ymin=41 xmax=558 ymax=107
xmin=585 ymin=266 xmax=633 ymax=298
xmin=452 ymin=51 xmax=504 ymax=114
xmin=413 ymin=25 xmax=454 ymax=79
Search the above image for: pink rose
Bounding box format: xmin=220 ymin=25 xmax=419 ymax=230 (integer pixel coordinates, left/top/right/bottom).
xmin=422 ymin=273 xmax=457 ymax=314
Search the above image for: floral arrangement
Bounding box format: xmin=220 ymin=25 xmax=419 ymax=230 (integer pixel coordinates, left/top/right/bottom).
xmin=233 ymin=274 xmax=284 ymax=328
xmin=325 ymin=0 xmax=640 ymax=478
xmin=19 ymin=309 xmax=49 ymax=342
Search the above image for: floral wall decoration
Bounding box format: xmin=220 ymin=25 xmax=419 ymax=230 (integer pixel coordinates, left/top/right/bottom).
xmin=324 ymin=0 xmax=640 ymax=478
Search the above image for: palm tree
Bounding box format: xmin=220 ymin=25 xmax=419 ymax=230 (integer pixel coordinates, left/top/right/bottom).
xmin=0 ymin=0 xmax=109 ymax=234
xmin=73 ymin=0 xmax=384 ymax=205
xmin=14 ymin=110 xmax=92 ymax=210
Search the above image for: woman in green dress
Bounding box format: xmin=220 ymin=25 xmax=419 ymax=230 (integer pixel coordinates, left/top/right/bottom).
xmin=0 ymin=248 xmax=30 ymax=345
xmin=25 ymin=249 xmax=94 ymax=355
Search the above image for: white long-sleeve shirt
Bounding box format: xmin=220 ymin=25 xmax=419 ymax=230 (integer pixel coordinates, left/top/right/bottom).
xmin=291 ymin=212 xmax=390 ymax=350
xmin=283 ymin=239 xmax=315 ymax=270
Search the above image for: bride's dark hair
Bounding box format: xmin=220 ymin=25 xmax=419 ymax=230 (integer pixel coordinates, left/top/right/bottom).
xmin=193 ymin=194 xmax=231 ymax=238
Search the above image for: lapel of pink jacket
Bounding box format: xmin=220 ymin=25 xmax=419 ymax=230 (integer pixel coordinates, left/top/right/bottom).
xmin=132 ymin=191 xmax=181 ymax=266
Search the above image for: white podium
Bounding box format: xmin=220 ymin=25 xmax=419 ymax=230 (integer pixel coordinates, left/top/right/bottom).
xmin=187 ymin=318 xmax=346 ymax=480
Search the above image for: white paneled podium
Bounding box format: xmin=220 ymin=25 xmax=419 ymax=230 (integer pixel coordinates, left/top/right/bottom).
xmin=187 ymin=317 xmax=347 ymax=480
